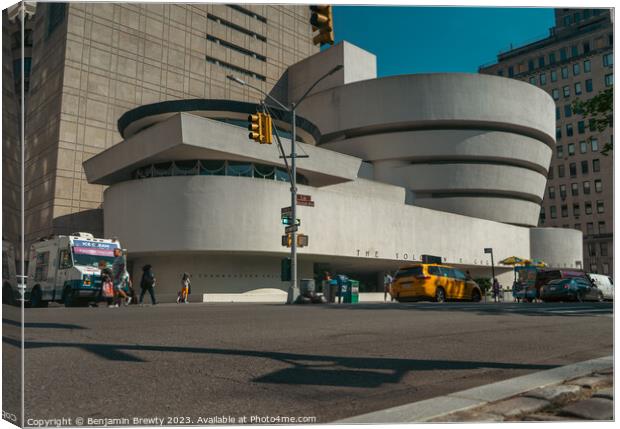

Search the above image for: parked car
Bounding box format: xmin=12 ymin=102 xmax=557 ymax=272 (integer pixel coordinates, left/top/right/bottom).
xmin=390 ymin=264 xmax=482 ymax=303
xmin=587 ymin=274 xmax=614 ymax=300
xmin=540 ymin=277 xmax=604 ymax=302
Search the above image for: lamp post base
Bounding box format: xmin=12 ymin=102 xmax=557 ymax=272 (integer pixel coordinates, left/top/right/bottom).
xmin=287 ymin=285 xmax=300 ymax=304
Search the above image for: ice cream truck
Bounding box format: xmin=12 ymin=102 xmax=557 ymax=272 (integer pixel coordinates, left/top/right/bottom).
xmin=26 ymin=233 xmax=121 ymax=307
xmin=2 ymin=240 xmax=19 ymax=305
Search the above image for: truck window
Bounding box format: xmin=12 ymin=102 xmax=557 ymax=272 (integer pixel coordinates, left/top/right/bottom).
xmin=59 ymin=249 xmax=72 ymax=269
xmin=34 ymin=251 xmax=50 ymax=282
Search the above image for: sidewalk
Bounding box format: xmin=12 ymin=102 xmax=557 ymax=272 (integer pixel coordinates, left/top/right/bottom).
xmin=338 ymin=356 xmax=613 ymax=423
xmin=432 ymin=367 xmax=613 ymax=422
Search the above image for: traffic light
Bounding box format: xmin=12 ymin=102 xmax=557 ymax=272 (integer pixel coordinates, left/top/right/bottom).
xmin=261 ymin=113 xmax=273 ymax=144
xmin=297 ymin=234 xmax=309 ymax=247
xmin=282 ymin=234 xmax=293 ymax=247
xmin=248 ymin=113 xmax=263 ymax=143
xmin=310 ymin=5 xmax=334 ymax=46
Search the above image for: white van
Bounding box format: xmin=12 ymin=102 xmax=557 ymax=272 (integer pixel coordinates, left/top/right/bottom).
xmin=2 ymin=240 xmax=19 ymax=305
xmin=587 ymin=273 xmax=613 ymax=301
xmin=26 ymin=233 xmax=121 ymax=307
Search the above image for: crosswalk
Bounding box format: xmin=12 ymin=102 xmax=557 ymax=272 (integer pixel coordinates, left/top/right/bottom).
xmin=395 ymin=301 xmax=613 ymax=317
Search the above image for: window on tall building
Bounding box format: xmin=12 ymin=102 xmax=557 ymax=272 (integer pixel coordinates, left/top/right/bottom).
xmin=561 ymin=204 xmax=568 ymax=217
xmin=548 ymin=167 xmax=554 ymax=180
xmin=573 ymin=203 xmax=580 ymax=216
xmin=596 ymin=200 xmax=604 ymax=213
xmin=572 ymin=45 xmax=579 ymax=57
xmin=578 ymin=120 xmax=585 ymax=134
xmin=602 ymin=263 xmax=609 ymax=274
xmin=584 ymin=59 xmax=591 ymax=72
xmin=591 ymin=138 xmax=599 ymax=152
xmin=569 ymin=163 xmax=577 ymax=177
xmin=571 ymin=182 xmax=579 ymax=196
xmin=563 ymin=15 xmax=572 ymax=26
xmin=600 ymin=243 xmax=608 ymax=257
xmin=568 ymin=143 xmax=575 ymax=156
xmin=539 ymin=73 xmax=547 ymax=85
xmin=549 ymin=186 xmax=556 ymax=199
xmin=595 ymin=179 xmax=602 ymax=193
xmin=586 ymin=222 xmax=594 ymax=234
xmin=588 ymin=243 xmax=596 ymax=257
xmin=530 ymin=76 xmax=537 ymax=85
xmin=528 ymin=59 xmax=535 ymax=72
xmin=539 ymin=208 xmax=546 ymax=224
xmin=585 ymin=202 xmax=593 ymax=215
xmin=556 ymin=145 xmax=564 ymax=157
xmin=585 ymin=79 xmax=593 ymax=92
xmin=560 ymin=48 xmax=567 ymax=61
xmin=497 ymin=70 xmax=504 ymax=76
xmin=581 ymin=160 xmax=589 ymax=174
xmin=574 ymin=223 xmax=581 ymax=231
xmin=560 ymin=184 xmax=567 ymax=199
xmin=556 ymin=127 xmax=562 ymax=139
xmin=580 ymin=141 xmax=587 ymax=153
xmin=583 ymin=41 xmax=591 ymax=54
xmin=604 ymin=73 xmax=613 ymax=87
xmin=549 ymin=52 xmax=556 ymax=64
xmin=558 ymin=164 xmax=565 ymax=178
xmin=593 ymin=159 xmax=600 ymax=172
xmin=603 ymin=53 xmax=613 ymax=67
xmin=566 ymin=123 xmax=573 ymax=136
xmin=538 ymin=56 xmax=545 ymax=68
xmin=564 ymin=104 xmax=572 ymax=117
xmin=552 ymin=88 xmax=560 ymax=100
xmin=550 ymin=69 xmax=558 ymax=82
xmin=574 ymin=12 xmax=581 ymax=22
xmin=563 ymin=86 xmax=570 ymax=97
xmin=598 ymin=221 xmax=606 ymax=234
xmin=573 ymin=63 xmax=580 ymax=75
xmin=47 ymin=3 xmax=67 ymax=36
xmin=583 ymin=181 xmax=591 ymax=194
xmin=584 ymin=9 xmax=591 ymax=19
xmin=508 ymin=66 xmax=514 ymax=77
xmin=556 ymin=107 xmax=561 ymax=119
xmin=561 ymin=66 xmax=569 ymax=79
xmin=575 ymin=82 xmax=582 ymax=95
xmin=550 ymin=206 xmax=557 ymax=219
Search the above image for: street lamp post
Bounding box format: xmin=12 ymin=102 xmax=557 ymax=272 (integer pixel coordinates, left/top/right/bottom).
xmin=228 ymin=65 xmax=342 ymax=304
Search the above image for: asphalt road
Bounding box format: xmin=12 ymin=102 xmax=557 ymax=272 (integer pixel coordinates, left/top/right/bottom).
xmin=2 ymin=301 xmax=613 ymax=425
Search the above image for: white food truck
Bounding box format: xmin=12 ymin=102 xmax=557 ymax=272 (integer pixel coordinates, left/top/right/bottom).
xmin=2 ymin=240 xmax=19 ymax=305
xmin=26 ymin=233 xmax=121 ymax=307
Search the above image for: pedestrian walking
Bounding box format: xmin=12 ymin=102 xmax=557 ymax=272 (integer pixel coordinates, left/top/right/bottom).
xmin=178 ymin=272 xmax=191 ymax=304
xmin=139 ymin=264 xmax=157 ymax=305
xmin=99 ymin=260 xmax=115 ymax=307
xmin=112 ymin=248 xmax=131 ymax=306
xmin=384 ymin=272 xmax=394 ymax=302
xmin=492 ymin=278 xmax=501 ymax=302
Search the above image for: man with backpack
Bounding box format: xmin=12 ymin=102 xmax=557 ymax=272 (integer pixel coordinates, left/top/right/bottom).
xmin=139 ymin=264 xmax=157 ymax=305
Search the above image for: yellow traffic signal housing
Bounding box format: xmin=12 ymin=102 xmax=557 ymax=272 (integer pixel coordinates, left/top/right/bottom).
xmin=310 ymin=5 xmax=334 ymax=46
xmin=282 ymin=233 xmax=293 ymax=248
xmin=248 ymin=113 xmax=263 ymax=143
xmin=261 ymin=113 xmax=273 ymax=144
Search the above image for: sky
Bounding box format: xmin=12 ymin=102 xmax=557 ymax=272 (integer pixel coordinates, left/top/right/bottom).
xmin=331 ymin=6 xmax=556 ymax=77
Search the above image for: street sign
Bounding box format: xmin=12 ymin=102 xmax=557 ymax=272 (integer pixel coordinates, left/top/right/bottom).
xmin=484 ymin=248 xmax=493 ymax=254
xmin=281 ymin=206 xmax=292 ymax=215
xmin=296 ymin=194 xmax=315 ymax=207
xmin=297 ymin=200 xmax=315 ymax=207
xmin=285 ymin=225 xmax=298 ymax=233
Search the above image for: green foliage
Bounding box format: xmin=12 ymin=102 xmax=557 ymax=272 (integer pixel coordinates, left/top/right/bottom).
xmin=572 ymin=86 xmax=613 ymax=155
xmin=475 ymin=277 xmax=491 ymax=293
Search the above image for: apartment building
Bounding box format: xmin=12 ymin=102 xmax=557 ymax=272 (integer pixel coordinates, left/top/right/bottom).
xmin=480 ymin=8 xmax=613 ymax=276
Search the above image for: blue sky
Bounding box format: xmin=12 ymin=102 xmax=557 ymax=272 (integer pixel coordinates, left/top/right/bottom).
xmin=331 ymin=6 xmax=555 ymax=76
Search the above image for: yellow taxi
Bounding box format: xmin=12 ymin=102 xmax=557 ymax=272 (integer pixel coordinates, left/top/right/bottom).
xmin=390 ymin=264 xmax=482 ymax=303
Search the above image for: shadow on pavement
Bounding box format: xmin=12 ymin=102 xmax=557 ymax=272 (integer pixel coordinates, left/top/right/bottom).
xmin=4 ymin=336 xmax=556 ymax=388
xmin=3 ymin=318 xmax=87 ymax=330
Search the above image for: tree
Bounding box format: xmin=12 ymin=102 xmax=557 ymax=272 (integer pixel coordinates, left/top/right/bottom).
xmin=572 ymin=86 xmax=613 ymax=155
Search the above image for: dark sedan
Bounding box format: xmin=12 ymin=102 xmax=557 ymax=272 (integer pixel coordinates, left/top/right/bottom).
xmin=540 ymin=277 xmax=604 ymax=302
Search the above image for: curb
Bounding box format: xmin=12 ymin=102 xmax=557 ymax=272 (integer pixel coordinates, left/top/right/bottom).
xmin=337 ymin=355 xmax=613 ymax=423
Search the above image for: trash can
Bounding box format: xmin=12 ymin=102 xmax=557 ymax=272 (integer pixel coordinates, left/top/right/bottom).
xmin=325 ymin=279 xmax=339 ymax=303
xmin=300 ymin=279 xmax=315 ymax=298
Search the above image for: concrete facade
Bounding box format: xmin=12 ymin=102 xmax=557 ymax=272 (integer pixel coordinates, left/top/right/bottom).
xmin=479 ymin=8 xmax=613 ymax=276
xmin=2 ymin=3 xmax=319 ymax=249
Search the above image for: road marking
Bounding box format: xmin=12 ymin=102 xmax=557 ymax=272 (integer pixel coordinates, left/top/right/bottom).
xmin=337 ymin=355 xmax=613 ymax=423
